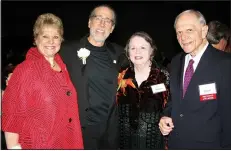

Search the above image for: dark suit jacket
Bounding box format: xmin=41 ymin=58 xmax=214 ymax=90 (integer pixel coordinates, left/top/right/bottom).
xmin=163 ymin=44 xmax=231 ymax=149
xmin=59 ymin=35 xmax=128 ymax=149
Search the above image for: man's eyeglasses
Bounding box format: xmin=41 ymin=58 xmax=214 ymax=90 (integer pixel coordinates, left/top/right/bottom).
xmin=91 ymin=15 xmax=114 ymax=25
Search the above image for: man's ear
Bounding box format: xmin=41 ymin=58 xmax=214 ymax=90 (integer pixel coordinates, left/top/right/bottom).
xmin=219 ymin=38 xmax=228 ymax=51
xmin=88 ymin=19 xmax=91 ymax=29
xmin=202 ymin=25 xmax=208 ymax=39
xmin=110 ymin=25 xmax=115 ymax=33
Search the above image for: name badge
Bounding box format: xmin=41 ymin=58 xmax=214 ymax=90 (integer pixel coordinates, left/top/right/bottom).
xmin=199 ymin=83 xmax=217 ymax=101
xmin=151 ymin=83 xmax=166 ymax=94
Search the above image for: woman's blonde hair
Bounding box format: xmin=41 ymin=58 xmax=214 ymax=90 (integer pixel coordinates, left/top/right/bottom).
xmin=33 ymin=13 xmax=64 ymax=41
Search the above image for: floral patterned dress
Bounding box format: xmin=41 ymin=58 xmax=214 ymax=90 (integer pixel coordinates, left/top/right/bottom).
xmin=116 ymin=62 xmax=170 ymax=149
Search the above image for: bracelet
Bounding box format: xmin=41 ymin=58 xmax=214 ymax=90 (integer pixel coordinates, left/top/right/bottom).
xmin=10 ymin=144 xmax=22 ymax=149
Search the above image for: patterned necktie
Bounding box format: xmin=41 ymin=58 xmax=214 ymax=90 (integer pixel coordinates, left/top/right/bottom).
xmin=183 ymin=59 xmax=194 ymax=98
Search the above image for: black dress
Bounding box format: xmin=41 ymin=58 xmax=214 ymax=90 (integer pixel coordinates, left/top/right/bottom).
xmin=117 ymin=62 xmax=170 ymax=149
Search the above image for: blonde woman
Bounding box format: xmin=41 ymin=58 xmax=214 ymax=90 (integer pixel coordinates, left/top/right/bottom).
xmin=2 ymin=13 xmax=83 ymax=149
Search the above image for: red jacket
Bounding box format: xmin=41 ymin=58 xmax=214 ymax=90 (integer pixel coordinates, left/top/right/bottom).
xmin=2 ymin=47 xmax=83 ymax=149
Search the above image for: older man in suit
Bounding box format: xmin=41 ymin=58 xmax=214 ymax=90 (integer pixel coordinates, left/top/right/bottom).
xmin=159 ymin=9 xmax=231 ymax=149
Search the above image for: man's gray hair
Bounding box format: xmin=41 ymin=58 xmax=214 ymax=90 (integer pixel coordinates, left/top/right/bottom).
xmin=89 ymin=4 xmax=117 ymax=25
xmin=174 ymin=9 xmax=207 ymax=29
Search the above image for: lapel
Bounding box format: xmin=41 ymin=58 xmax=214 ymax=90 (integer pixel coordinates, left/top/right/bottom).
xmin=178 ymin=53 xmax=187 ymax=103
xmin=183 ymin=45 xmax=214 ymax=101
xmin=191 ymin=46 xmax=212 ymax=79
xmin=105 ymin=42 xmax=118 ymax=67
xmin=69 ymin=38 xmax=90 ymax=109
xmin=78 ymin=36 xmax=88 ymax=75
xmin=70 ymin=38 xmax=86 ymax=75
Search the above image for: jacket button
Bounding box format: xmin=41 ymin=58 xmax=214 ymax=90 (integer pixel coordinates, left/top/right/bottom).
xmin=66 ymin=91 xmax=71 ymax=96
xmin=81 ymin=126 xmax=86 ymax=130
xmin=180 ymin=114 xmax=184 ymax=117
xmin=175 ymin=132 xmax=179 ymax=136
xmin=69 ymin=118 xmax=72 ymax=123
xmin=85 ymin=108 xmax=89 ymax=111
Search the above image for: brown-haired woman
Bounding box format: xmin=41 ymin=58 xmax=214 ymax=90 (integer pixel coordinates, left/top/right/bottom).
xmin=117 ymin=31 xmax=170 ymax=149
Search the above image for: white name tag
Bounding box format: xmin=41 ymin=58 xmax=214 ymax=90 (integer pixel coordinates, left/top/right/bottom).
xmin=151 ymin=83 xmax=166 ymax=94
xmin=199 ymin=83 xmax=217 ymax=101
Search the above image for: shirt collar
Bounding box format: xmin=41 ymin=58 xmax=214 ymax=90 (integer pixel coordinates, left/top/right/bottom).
xmin=185 ymin=41 xmax=209 ymax=65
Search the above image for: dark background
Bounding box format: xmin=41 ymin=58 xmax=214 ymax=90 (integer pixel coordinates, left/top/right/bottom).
xmin=1 ymin=1 xmax=230 ymax=65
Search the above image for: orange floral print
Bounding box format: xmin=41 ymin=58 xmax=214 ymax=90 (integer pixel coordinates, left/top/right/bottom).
xmin=117 ymin=68 xmax=136 ymax=96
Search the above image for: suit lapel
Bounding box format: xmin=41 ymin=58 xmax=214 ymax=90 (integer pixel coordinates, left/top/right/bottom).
xmin=69 ymin=40 xmax=90 ymax=111
xmin=183 ymin=45 xmax=213 ymax=101
xmin=71 ymin=40 xmax=85 ymax=74
xmin=179 ymin=53 xmax=186 ymax=102
xmin=106 ymin=43 xmax=117 ymax=63
xmin=192 ymin=47 xmax=211 ymax=79
xmin=106 ymin=42 xmax=118 ymax=70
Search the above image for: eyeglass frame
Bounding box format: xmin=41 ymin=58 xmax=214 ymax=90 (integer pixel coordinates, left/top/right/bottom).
xmin=90 ymin=15 xmax=115 ymax=26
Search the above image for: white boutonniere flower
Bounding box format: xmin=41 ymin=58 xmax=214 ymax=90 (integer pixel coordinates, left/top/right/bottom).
xmin=77 ymin=48 xmax=90 ymax=64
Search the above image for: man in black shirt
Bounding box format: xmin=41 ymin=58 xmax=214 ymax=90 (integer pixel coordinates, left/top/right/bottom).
xmin=59 ymin=4 xmax=127 ymax=149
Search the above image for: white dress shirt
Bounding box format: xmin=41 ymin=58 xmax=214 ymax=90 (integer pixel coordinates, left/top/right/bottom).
xmin=183 ymin=42 xmax=209 ymax=84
